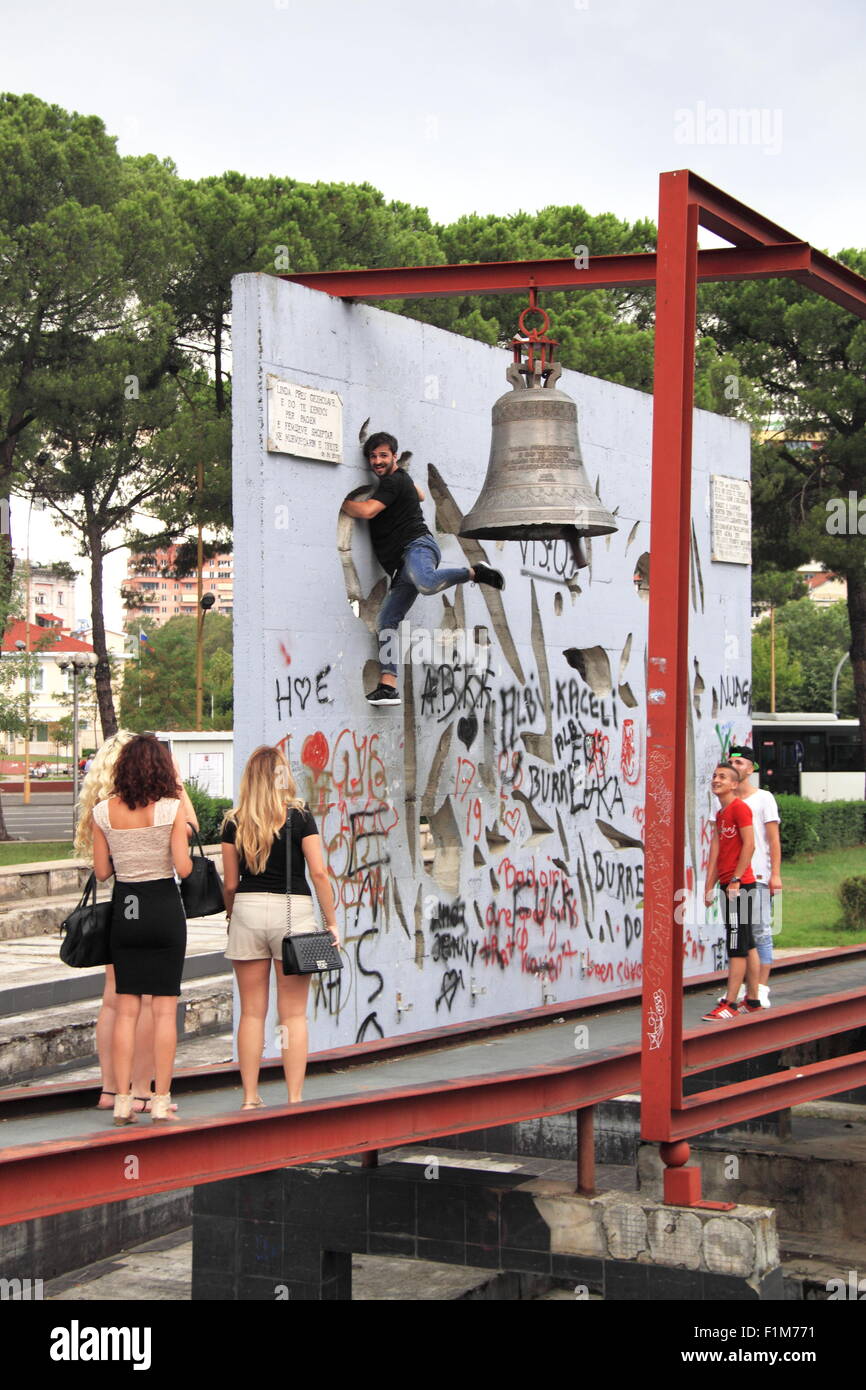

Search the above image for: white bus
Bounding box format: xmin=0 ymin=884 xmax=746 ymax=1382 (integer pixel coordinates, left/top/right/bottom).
xmin=751 ymin=713 xmax=864 ymax=801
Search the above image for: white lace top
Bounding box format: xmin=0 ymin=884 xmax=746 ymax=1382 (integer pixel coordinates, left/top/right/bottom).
xmin=92 ymin=797 xmax=181 ymax=881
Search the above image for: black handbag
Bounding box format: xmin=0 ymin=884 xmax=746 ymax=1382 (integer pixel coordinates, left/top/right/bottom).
xmin=59 ymin=872 xmax=112 ymax=968
xmin=180 ymin=824 xmax=226 ymax=917
xmin=280 ymin=809 xmax=342 ymax=975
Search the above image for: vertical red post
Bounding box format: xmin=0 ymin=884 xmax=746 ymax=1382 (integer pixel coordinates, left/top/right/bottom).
xmin=640 ymin=172 xmax=699 ymax=1143
xmin=576 ymin=1107 xmax=596 ymax=1196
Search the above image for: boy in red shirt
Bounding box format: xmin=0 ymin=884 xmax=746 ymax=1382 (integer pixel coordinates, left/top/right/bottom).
xmin=702 ymin=763 xmax=762 ymax=1021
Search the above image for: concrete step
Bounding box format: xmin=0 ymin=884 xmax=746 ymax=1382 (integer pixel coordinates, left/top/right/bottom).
xmin=0 ymin=928 xmax=231 ymax=1018
xmin=0 ymin=846 xmax=226 ymax=941
xmin=0 ymin=889 xmax=111 ymax=941
xmin=0 ymin=973 xmax=232 ymax=1085
xmin=0 ymin=859 xmax=90 ymax=907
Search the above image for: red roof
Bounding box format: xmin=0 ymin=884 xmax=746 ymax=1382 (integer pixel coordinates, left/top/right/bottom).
xmin=806 ymin=571 xmax=839 ymax=590
xmin=1 ymin=620 xmax=96 ymax=655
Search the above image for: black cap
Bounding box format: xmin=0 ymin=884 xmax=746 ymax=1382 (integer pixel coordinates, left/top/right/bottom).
xmin=728 ymin=745 xmax=759 ymax=769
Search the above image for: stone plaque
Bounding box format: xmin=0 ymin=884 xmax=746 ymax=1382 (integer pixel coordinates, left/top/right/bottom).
xmin=266 ymin=374 xmax=342 ymax=462
xmin=711 ymin=475 xmax=751 ymax=564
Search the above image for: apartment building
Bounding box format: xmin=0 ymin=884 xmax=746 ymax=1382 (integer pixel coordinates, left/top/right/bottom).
xmin=124 ymin=545 xmax=234 ymax=625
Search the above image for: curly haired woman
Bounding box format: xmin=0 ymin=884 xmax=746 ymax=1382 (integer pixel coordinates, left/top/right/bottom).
xmin=91 ymin=735 xmax=193 ymax=1124
xmin=76 ymin=733 xmax=198 ymax=1113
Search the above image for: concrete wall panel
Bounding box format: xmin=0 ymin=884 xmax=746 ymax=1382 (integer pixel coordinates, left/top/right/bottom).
xmin=231 ymin=272 xmax=753 ymax=1048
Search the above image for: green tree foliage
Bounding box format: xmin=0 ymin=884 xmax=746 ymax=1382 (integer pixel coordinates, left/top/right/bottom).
xmin=751 ymin=569 xmax=808 ymax=614
xmin=392 ymin=205 xmax=658 ymax=389
xmin=15 ymin=314 xmax=193 ymax=740
xmin=700 ymin=259 xmax=866 ymax=749
xmin=751 ymin=623 xmax=802 ymax=712
xmin=0 ymin=95 xmax=184 ymax=612
xmin=752 ymin=599 xmax=855 ymax=714
xmin=119 ymin=613 xmax=232 ymax=731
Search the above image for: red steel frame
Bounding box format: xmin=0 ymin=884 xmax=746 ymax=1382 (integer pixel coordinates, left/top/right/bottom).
xmin=2 ymin=173 xmax=864 ymax=1225
xmin=2 ymin=985 xmax=865 ymax=1226
xmin=285 ymin=170 xmax=866 ymax=1181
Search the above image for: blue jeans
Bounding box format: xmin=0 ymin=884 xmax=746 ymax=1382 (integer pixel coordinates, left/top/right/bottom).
xmin=378 ymin=537 xmax=471 ymax=676
xmin=751 ymin=883 xmax=774 ymax=964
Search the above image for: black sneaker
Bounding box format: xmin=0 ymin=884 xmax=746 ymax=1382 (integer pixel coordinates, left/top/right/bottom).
xmin=366 ymin=684 xmax=401 ymax=706
xmin=472 ymin=562 xmax=505 ymax=591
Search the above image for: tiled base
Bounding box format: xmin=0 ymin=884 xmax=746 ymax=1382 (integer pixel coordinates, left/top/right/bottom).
xmin=192 ymin=1151 xmax=783 ymax=1301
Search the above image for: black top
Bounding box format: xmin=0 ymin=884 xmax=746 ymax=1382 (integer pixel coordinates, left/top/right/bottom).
xmin=368 ymin=468 xmax=431 ymax=575
xmin=222 ymin=807 xmax=318 ymax=895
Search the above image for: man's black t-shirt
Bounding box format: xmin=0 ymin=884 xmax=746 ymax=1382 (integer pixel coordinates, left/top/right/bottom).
xmin=368 ymin=468 xmax=430 ymax=575
xmin=222 ymin=807 xmax=318 ymax=895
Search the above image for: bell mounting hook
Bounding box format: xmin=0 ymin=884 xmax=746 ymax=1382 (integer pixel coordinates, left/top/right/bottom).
xmin=511 ymin=284 xmax=559 ymax=384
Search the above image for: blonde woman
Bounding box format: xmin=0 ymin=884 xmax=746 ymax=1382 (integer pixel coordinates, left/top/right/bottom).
xmin=221 ymin=746 xmax=339 ymax=1108
xmin=76 ymin=732 xmax=198 ymax=1112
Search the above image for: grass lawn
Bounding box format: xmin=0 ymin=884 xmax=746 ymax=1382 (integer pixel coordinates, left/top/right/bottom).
xmin=775 ymin=845 xmax=866 ymax=949
xmin=0 ymin=841 xmax=77 ymax=865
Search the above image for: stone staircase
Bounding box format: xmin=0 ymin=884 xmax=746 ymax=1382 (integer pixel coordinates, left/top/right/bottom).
xmin=0 ymin=849 xmax=233 ymax=1085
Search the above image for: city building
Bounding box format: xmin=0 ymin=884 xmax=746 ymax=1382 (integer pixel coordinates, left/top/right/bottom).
xmin=13 ymin=561 xmax=78 ymax=629
xmin=0 ymin=618 xmax=98 ymax=756
xmin=124 ymin=545 xmax=234 ymax=625
xmin=798 ymin=563 xmax=847 ymax=607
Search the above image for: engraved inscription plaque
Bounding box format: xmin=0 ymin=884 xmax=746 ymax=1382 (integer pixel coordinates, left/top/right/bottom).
xmin=711 ymin=475 xmax=751 ymax=565
xmin=267 ymin=374 xmax=342 ymax=462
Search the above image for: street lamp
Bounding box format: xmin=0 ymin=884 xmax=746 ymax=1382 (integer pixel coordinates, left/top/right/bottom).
xmin=58 ymin=652 xmax=98 ymax=837
xmin=13 ymin=638 xmax=31 ymax=804
xmin=832 ymin=652 xmax=850 ymax=718
xmin=195 ymin=591 xmax=216 ymax=732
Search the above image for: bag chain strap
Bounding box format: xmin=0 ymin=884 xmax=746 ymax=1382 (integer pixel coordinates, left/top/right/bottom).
xmin=285 ymin=807 xmax=293 ymax=938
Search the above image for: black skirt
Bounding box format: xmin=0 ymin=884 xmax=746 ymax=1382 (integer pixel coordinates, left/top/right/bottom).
xmin=111 ymin=876 xmax=187 ymax=996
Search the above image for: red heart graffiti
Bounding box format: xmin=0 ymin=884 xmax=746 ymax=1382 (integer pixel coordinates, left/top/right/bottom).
xmin=503 ymin=808 xmax=521 ymax=835
xmin=301 ymin=732 xmax=329 ymax=773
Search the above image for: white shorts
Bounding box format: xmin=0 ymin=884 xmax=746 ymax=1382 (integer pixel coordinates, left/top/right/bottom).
xmin=225 ymin=892 xmax=318 ymax=961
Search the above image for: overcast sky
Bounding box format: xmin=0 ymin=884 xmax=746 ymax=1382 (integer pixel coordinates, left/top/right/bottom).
xmin=3 ymin=0 xmax=865 ymax=626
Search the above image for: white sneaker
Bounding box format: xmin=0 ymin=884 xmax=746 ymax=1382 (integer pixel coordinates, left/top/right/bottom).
xmin=717 ymin=983 xmax=748 ymax=1006
xmin=758 ymin=984 xmax=771 ymax=1008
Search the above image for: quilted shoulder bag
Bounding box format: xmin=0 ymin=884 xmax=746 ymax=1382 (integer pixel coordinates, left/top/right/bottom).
xmin=281 ymin=809 xmax=342 ymax=975
xmin=60 ymin=872 xmax=113 ymax=968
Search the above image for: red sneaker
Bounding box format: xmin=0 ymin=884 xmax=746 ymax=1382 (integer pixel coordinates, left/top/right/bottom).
xmin=702 ymin=1001 xmax=743 ymax=1021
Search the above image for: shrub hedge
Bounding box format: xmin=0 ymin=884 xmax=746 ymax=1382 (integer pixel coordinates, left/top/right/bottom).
xmin=184 ymin=780 xmax=233 ymax=844
xmin=838 ymin=876 xmax=866 ymax=932
xmin=775 ymin=795 xmax=866 ymax=859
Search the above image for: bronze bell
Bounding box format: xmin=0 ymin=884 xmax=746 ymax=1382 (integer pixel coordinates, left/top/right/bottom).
xmin=459 ymin=295 xmax=617 ymax=562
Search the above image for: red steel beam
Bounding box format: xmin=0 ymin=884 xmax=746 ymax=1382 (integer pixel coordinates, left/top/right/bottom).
xmin=669 ymin=1050 xmax=866 ymax=1138
xmin=282 ymin=243 xmax=818 ymax=301
xmin=640 ymin=171 xmax=698 ymax=1138
xmin=793 ymin=247 xmax=866 ymax=316
xmin=0 ymin=988 xmax=863 ymax=1225
xmin=686 ymin=170 xmax=799 ymax=247
xmin=0 ymin=1049 xmax=640 ymax=1227
xmin=683 ymin=990 xmax=866 ymax=1073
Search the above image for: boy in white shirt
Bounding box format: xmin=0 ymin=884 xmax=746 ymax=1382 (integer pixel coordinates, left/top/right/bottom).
xmin=728 ymin=745 xmax=782 ymax=1008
